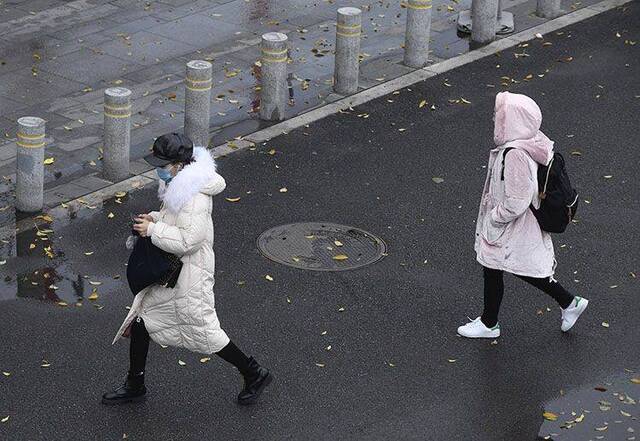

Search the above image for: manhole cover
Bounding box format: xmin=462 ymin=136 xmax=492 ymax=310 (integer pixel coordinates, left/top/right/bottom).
xmin=257 ymin=222 xmax=387 ymax=271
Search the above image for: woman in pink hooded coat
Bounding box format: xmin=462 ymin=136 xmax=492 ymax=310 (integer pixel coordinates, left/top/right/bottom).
xmin=457 ymin=92 xmax=589 ymax=339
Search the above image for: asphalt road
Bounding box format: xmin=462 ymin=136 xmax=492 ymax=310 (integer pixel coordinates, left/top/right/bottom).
xmin=0 ymin=3 xmax=638 ymax=440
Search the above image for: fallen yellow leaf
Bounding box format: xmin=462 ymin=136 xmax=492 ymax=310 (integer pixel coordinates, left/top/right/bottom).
xmin=419 ymin=100 xmax=427 ymax=108
xmin=43 ymin=157 xmax=55 ymax=165
xmin=630 ymin=377 xmax=640 ymax=384
xmin=200 ymin=357 xmax=211 ymax=363
xmin=178 ymin=360 xmax=186 ymax=366
xmin=332 ymin=254 xmax=348 ymax=261
xmin=265 ymin=275 xmax=274 ymax=281
xmin=88 ymin=291 xmax=99 ymax=301
xmin=225 ymin=197 xmax=241 ymax=202
xmin=543 ymin=411 xmax=558 ymax=421
xmin=1 ymin=416 xmax=8 ymax=423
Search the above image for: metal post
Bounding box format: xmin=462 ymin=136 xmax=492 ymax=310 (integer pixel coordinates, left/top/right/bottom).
xmin=334 ymin=7 xmax=362 ymax=95
xmin=16 ymin=117 xmax=45 ymax=213
xmin=259 ymin=33 xmax=288 ymax=121
xmin=103 ymin=87 xmax=131 ymax=182
xmin=403 ymin=0 xmax=433 ymax=69
xmin=184 ymin=60 xmax=213 ymax=146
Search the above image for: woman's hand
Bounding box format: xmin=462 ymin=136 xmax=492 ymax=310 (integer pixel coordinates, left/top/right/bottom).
xmin=139 ymin=214 xmax=154 ymax=222
xmin=133 ymin=217 xmax=151 ymax=237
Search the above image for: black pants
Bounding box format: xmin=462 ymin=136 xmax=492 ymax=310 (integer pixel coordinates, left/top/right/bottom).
xmin=481 ymin=266 xmax=574 ymax=328
xmin=128 ymin=317 xmax=251 ymax=377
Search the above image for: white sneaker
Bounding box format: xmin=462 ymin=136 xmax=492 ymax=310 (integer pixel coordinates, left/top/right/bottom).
xmin=457 ymin=317 xmax=501 ymax=339
xmin=561 ymin=296 xmax=589 ymax=332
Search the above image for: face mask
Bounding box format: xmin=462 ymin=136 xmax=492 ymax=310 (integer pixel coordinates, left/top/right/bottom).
xmin=157 ymin=167 xmax=173 ymax=184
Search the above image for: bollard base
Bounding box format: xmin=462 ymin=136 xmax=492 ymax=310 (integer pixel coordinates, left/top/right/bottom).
xmin=456 ymin=10 xmax=515 ymax=35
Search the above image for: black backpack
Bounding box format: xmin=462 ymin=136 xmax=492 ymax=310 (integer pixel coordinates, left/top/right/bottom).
xmin=502 ymin=147 xmax=579 ymax=233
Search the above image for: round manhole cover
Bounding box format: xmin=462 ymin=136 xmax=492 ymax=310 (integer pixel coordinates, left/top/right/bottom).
xmin=257 ymin=222 xmax=387 ymax=271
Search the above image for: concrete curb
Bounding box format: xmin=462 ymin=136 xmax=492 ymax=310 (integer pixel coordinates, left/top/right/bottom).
xmin=5 ymin=0 xmax=633 ymax=237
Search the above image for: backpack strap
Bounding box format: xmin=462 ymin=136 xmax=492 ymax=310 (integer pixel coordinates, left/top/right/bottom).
xmin=500 ymin=147 xmax=516 ymax=181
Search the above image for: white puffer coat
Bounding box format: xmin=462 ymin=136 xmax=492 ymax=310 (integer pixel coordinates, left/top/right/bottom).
xmin=113 ymin=147 xmax=230 ymax=354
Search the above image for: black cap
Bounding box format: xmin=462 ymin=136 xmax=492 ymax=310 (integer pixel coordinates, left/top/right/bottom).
xmin=144 ymin=133 xmax=194 ymax=167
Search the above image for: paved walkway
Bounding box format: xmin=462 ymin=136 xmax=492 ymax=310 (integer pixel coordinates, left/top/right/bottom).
xmin=0 ymin=0 xmax=602 ymax=212
xmin=0 ymin=3 xmax=638 ymax=439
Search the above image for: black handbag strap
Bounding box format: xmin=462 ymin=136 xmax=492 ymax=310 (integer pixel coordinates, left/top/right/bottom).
xmin=501 ymin=147 xmax=516 ymax=181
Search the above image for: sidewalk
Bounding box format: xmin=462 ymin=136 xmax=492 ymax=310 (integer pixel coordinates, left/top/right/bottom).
xmin=0 ymin=0 xmax=605 ymax=214
xmin=0 ymin=2 xmax=638 ymax=440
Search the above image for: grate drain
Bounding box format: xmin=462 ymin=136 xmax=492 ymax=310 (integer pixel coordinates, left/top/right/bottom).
xmin=257 ymin=222 xmax=387 ymax=271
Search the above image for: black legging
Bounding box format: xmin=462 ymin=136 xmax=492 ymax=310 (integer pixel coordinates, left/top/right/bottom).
xmin=481 ymin=266 xmax=574 ymax=328
xmin=129 ymin=317 xmax=150 ymax=376
xmin=128 ymin=317 xmax=251 ymax=377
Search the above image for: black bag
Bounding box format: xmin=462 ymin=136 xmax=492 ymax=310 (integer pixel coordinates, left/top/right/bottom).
xmin=502 ymin=147 xmax=579 ymax=233
xmin=126 ymin=236 xmax=183 ymax=296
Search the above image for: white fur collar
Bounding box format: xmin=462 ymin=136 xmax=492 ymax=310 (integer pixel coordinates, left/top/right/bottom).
xmin=157 ymin=147 xmax=217 ymax=213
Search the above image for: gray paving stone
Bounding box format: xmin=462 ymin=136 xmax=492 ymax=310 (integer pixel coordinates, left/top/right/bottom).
xmin=149 ymin=0 xmax=218 ymax=21
xmin=50 ymin=18 xmax=117 ymax=42
xmin=0 ymin=95 xmax=29 ymax=116
xmin=157 ymin=0 xmax=203 ymax=7
xmin=122 ymin=58 xmax=186 ymax=83
xmin=203 ymin=0 xmax=279 ymax=26
xmin=72 ymin=174 xmax=113 ymax=191
xmin=38 ymin=48 xmax=142 ymax=86
xmin=43 ymin=182 xmax=88 ymax=206
xmin=0 ymin=142 xmax=16 ymax=162
xmin=14 ymin=0 xmax=66 ymax=14
xmin=129 ymin=158 xmax=153 ymax=175
xmin=101 ymin=16 xmax=168 ymax=36
xmin=147 ymin=13 xmax=243 ymax=47
xmin=0 ymin=69 xmax=86 ymax=106
xmin=0 ymin=7 xmax=31 ymax=23
xmin=96 ymin=30 xmax=197 ymax=67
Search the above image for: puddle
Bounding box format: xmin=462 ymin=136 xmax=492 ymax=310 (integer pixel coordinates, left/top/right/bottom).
xmin=0 ymin=195 xmax=128 ymax=306
xmin=538 ymin=371 xmax=639 ymax=440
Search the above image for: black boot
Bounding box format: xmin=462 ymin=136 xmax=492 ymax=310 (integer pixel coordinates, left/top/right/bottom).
xmin=101 ymin=372 xmax=147 ymax=405
xmin=238 ymin=357 xmax=273 ymax=405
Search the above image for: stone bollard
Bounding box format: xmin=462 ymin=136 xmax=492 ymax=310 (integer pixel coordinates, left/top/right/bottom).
xmin=185 ymin=60 xmax=213 ymax=146
xmin=536 ymin=0 xmax=563 ymax=18
xmin=471 ymin=0 xmax=500 ymax=44
xmin=103 ymin=87 xmax=131 ymax=182
xmin=403 ymin=0 xmax=433 ymax=69
xmin=259 ymin=33 xmax=288 ymax=121
xmin=334 ymin=7 xmax=362 ymax=95
xmin=16 ymin=117 xmax=45 ymax=213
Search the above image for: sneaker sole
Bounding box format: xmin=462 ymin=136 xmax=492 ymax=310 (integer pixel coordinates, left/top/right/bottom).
xmin=562 ymin=298 xmax=589 ymax=332
xmin=101 ymin=394 xmax=146 ymax=405
xmin=457 ymin=331 xmax=501 ymax=339
xmin=238 ymin=373 xmax=274 ymax=406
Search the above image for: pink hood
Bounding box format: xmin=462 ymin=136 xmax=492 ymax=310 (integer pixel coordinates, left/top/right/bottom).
xmin=493 ymin=91 xmax=554 ymax=165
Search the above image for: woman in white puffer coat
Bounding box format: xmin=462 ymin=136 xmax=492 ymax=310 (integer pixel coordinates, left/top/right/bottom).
xmin=102 ymin=133 xmax=272 ymax=406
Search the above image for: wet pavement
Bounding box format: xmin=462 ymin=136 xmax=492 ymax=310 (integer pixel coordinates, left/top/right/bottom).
xmin=0 ymin=0 xmax=603 ymax=215
xmin=0 ymin=2 xmax=639 ymax=440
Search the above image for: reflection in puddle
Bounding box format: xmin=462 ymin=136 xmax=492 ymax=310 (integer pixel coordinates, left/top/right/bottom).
xmin=538 ymin=371 xmax=639 ymax=440
xmin=0 ymin=196 xmax=123 ymax=306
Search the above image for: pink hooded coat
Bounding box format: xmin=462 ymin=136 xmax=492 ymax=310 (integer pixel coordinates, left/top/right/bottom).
xmin=474 ymin=92 xmax=556 ymax=278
